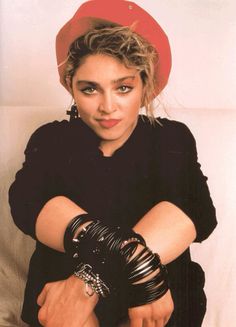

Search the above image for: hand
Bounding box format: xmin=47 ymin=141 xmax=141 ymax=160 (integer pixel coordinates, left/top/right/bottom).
xmin=128 ymin=290 xmax=174 ymax=327
xmin=37 ymin=275 xmax=99 ymax=327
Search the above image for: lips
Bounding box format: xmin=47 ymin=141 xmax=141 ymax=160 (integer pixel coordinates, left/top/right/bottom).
xmin=97 ymin=119 xmax=121 ymax=129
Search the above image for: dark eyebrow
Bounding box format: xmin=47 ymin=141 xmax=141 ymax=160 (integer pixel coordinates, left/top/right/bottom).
xmin=76 ymin=80 xmax=98 ymax=86
xmin=75 ymin=75 xmax=136 ymax=87
xmin=111 ymin=75 xmax=136 ymax=84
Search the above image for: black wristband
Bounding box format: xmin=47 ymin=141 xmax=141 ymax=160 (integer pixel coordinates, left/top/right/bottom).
xmin=63 ymin=216 xmax=167 ymax=303
xmin=122 ymin=243 xmax=169 ymax=307
xmin=68 ymin=220 xmax=146 ymax=294
xmin=63 ymin=214 xmax=92 ymax=254
xmin=128 ymin=264 xmax=169 ymax=307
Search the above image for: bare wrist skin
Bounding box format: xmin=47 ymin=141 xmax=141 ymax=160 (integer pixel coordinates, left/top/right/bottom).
xmin=68 ymin=274 xmax=99 ymax=304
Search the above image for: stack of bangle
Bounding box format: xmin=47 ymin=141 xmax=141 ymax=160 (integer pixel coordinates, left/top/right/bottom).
xmin=122 ymin=244 xmax=169 ymax=307
xmin=64 ymin=214 xmax=169 ymax=305
xmin=65 ymin=215 xmax=146 ymax=293
xmin=64 ymin=214 xmax=92 ymax=255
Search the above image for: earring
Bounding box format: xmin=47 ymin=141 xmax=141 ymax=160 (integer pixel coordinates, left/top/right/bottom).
xmin=67 ymin=103 xmax=79 ymax=121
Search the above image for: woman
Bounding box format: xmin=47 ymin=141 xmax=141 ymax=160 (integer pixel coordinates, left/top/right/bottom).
xmin=9 ymin=1 xmax=217 ymax=326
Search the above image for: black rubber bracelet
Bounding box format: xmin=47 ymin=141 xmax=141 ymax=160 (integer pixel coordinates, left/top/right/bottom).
xmin=128 ymin=263 xmax=169 ymax=307
xmin=63 ymin=214 xmax=92 ymax=253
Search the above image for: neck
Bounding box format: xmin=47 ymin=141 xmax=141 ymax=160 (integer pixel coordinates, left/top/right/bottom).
xmin=99 ymin=119 xmax=138 ymax=157
xmin=99 ymin=139 xmax=123 ymax=157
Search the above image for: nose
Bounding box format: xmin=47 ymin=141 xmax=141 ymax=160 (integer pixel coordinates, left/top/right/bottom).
xmin=98 ymin=92 xmax=117 ymax=114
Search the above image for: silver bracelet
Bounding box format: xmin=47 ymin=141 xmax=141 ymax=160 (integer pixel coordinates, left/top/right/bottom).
xmin=74 ymin=263 xmax=110 ymax=297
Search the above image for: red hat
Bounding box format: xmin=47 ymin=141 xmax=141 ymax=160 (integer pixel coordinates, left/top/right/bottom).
xmin=56 ymin=0 xmax=171 ymax=95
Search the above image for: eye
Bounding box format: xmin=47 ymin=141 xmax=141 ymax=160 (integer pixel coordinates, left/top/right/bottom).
xmin=118 ymin=85 xmax=133 ymax=93
xmin=81 ymin=86 xmax=96 ymax=95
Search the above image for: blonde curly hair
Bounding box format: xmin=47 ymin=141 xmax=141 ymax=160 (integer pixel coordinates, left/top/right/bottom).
xmin=64 ymin=24 xmax=159 ymax=122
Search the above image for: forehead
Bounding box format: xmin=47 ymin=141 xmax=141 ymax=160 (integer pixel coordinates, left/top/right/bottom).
xmin=74 ymin=53 xmax=140 ymax=80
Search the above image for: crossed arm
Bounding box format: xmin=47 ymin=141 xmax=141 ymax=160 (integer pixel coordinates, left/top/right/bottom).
xmin=9 ymin=121 xmax=217 ymax=326
xmin=35 ymin=195 xmax=196 ymax=327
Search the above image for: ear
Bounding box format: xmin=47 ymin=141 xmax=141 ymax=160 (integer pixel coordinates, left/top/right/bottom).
xmin=141 ymin=84 xmax=147 ymax=107
xmin=66 ymin=76 xmax=73 ymax=95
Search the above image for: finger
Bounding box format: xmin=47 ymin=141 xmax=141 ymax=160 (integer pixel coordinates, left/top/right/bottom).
xmin=37 ymin=286 xmax=48 ymax=307
xmin=38 ymin=307 xmax=47 ymax=326
xmin=155 ymin=319 xmax=165 ymax=327
xmin=83 ymin=313 xmax=100 ymax=327
xmin=129 ymin=318 xmax=143 ymax=327
xmin=163 ymin=315 xmax=171 ymax=326
xmin=143 ymin=319 xmax=155 ymax=327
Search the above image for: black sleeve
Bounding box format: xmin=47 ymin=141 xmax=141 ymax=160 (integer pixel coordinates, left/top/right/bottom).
xmin=156 ymin=119 xmax=217 ymax=242
xmin=8 ymin=120 xmax=68 ymax=239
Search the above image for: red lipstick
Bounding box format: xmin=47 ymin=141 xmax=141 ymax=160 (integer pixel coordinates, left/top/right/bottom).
xmin=98 ymin=119 xmax=121 ymax=128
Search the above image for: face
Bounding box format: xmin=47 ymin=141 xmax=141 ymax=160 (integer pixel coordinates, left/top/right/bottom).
xmin=71 ymin=54 xmax=143 ymax=156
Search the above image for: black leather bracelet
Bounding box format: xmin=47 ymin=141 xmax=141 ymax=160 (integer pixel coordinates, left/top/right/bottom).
xmin=128 ymin=265 xmax=169 ymax=307
xmin=63 ymin=214 xmax=92 ymax=254
xmin=63 ymin=216 xmax=168 ymax=304
xmin=67 ymin=220 xmax=146 ymax=294
xmin=122 ymin=243 xmax=169 ymax=307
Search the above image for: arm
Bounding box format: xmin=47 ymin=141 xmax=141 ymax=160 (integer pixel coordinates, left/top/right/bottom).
xmin=134 ymin=201 xmax=196 ymax=264
xmin=34 ymin=197 xmax=191 ymax=327
xmin=35 ymin=197 xmax=195 ymax=264
xmin=34 ymin=122 xmax=207 ymax=259
xmin=34 ymin=166 xmax=196 ymax=324
xmin=127 ymin=201 xmax=195 ymax=327
xmin=8 ymin=121 xmax=69 ymax=238
xmin=9 ymin=122 xmax=99 ymax=326
xmin=128 ymin=121 xmax=217 ymax=326
xmin=37 ymin=275 xmax=99 ymax=327
xmin=9 ymin=120 xmax=216 ymax=326
xmin=155 ymin=120 xmax=217 ymax=243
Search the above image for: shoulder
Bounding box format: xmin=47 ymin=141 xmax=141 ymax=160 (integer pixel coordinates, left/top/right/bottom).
xmin=25 ymin=120 xmax=71 ymax=154
xmin=160 ymin=117 xmax=194 ymax=143
xmin=25 ymin=118 xmax=99 ymax=157
xmin=142 ymin=116 xmax=196 ymax=153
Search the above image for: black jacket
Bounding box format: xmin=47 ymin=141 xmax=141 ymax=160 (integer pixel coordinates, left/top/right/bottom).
xmin=9 ymin=115 xmax=217 ymax=326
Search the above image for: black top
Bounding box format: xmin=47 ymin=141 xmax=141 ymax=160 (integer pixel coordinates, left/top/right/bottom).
xmin=9 ymin=115 xmax=217 ymax=327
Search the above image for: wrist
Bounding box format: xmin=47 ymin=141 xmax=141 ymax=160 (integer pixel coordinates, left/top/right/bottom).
xmin=64 ymin=217 xmax=146 ymax=298
xmin=121 ymin=241 xmax=169 ymax=307
xmin=69 ymin=274 xmax=99 ymax=304
xmin=64 ymin=215 xmax=167 ymax=306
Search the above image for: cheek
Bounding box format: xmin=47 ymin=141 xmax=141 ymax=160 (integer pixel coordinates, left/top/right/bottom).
xmin=129 ymin=94 xmax=143 ymax=113
xmin=124 ymin=102 xmax=141 ymax=121
xmin=120 ymin=89 xmax=143 ymax=110
xmin=75 ymin=97 xmax=98 ymax=115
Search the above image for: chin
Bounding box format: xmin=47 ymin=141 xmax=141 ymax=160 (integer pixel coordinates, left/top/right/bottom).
xmin=93 ymin=124 xmax=121 ymax=136
xmin=97 ymin=131 xmax=122 ymax=141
